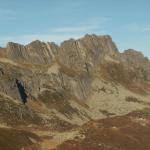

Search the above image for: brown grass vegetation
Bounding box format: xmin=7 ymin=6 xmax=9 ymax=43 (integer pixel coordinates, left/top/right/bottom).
xmin=0 ymin=48 xmax=6 ymax=58
xmin=57 ymin=108 xmax=150 ymax=150
xmin=0 ymin=128 xmax=41 ymax=150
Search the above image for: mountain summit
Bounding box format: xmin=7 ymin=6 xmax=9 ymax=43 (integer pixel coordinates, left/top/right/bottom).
xmin=0 ymin=34 xmax=150 ymax=150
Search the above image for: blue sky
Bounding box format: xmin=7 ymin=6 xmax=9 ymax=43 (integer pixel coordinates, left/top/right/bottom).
xmin=0 ymin=0 xmax=150 ymax=58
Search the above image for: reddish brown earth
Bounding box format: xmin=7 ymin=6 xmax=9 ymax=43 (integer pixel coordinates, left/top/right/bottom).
xmin=57 ymin=109 xmax=150 ymax=150
xmin=0 ymin=109 xmax=150 ymax=150
xmin=0 ymin=128 xmax=41 ymax=150
xmin=0 ymin=48 xmax=6 ymax=58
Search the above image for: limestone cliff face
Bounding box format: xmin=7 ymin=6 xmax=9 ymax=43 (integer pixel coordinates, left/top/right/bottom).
xmin=6 ymin=34 xmax=118 ymax=67
xmin=120 ymin=49 xmax=150 ymax=81
xmin=5 ymin=34 xmax=120 ymax=101
xmin=3 ymin=34 xmax=150 ymax=97
xmin=58 ymin=34 xmax=118 ymax=73
xmin=7 ymin=40 xmax=59 ymax=64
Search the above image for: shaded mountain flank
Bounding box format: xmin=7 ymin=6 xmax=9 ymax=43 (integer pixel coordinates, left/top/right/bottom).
xmin=0 ymin=34 xmax=150 ymax=150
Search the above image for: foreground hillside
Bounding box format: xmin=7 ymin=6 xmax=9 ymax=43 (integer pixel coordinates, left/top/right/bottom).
xmin=57 ymin=109 xmax=150 ymax=150
xmin=1 ymin=109 xmax=150 ymax=150
xmin=0 ymin=34 xmax=150 ymax=150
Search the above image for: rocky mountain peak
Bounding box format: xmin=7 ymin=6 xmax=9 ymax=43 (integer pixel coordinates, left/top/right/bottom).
xmin=120 ymin=49 xmax=150 ymax=67
xmin=58 ymin=34 xmax=119 ymax=73
xmin=7 ymin=42 xmax=26 ymax=60
xmin=6 ymin=40 xmax=59 ymax=64
xmin=27 ymin=40 xmax=42 ymax=45
xmin=123 ymin=49 xmax=145 ymax=58
xmin=4 ymin=35 xmax=150 ymax=83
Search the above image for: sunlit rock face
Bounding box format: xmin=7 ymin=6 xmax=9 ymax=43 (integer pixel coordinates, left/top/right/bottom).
xmin=119 ymin=49 xmax=150 ymax=81
xmin=7 ymin=40 xmax=59 ymax=64
xmin=58 ymin=34 xmax=118 ymax=73
xmin=0 ymin=34 xmax=150 ymax=128
xmin=3 ymin=34 xmax=150 ymax=100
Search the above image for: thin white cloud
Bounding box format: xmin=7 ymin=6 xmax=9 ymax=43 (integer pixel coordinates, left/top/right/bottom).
xmin=0 ymin=16 xmax=109 ymax=46
xmin=51 ymin=17 xmax=109 ymax=33
xmin=52 ymin=26 xmax=91 ymax=33
xmin=124 ymin=23 xmax=150 ymax=32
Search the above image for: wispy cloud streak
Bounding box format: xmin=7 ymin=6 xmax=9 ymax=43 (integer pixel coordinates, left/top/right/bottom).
xmin=51 ymin=17 xmax=109 ymax=33
xmin=124 ymin=23 xmax=150 ymax=32
xmin=0 ymin=16 xmax=109 ymax=46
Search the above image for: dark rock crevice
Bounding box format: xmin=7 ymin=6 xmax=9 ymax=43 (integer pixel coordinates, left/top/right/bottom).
xmin=16 ymin=79 xmax=28 ymax=104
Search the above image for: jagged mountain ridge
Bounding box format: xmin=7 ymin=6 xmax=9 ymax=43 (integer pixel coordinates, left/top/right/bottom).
xmin=0 ymin=34 xmax=150 ymax=127
xmin=0 ymin=34 xmax=150 ymax=150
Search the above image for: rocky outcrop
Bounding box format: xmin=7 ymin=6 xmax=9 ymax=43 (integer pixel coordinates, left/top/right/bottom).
xmin=6 ymin=34 xmax=118 ymax=67
xmin=58 ymin=34 xmax=118 ymax=73
xmin=7 ymin=40 xmax=59 ymax=64
xmin=3 ymin=34 xmax=150 ymax=97
xmin=120 ymin=49 xmax=150 ymax=81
